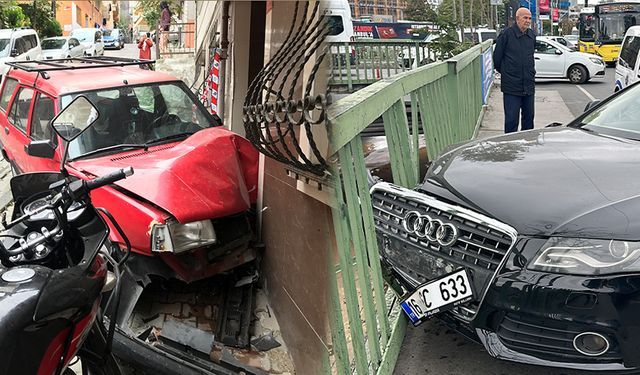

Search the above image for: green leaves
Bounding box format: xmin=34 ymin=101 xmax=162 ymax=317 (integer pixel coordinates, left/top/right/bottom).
xmin=0 ymin=0 xmax=61 ymax=38
xmin=405 ymin=0 xmax=438 ymax=22
xmin=135 ymin=0 xmax=181 ymax=29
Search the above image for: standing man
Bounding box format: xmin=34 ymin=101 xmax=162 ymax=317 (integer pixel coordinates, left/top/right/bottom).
xmin=138 ymin=32 xmax=154 ymax=70
xmin=493 ymin=7 xmax=536 ymax=133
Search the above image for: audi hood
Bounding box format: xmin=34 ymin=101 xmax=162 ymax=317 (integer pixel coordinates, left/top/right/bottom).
xmin=420 ymin=127 xmax=640 ymax=239
xmin=69 ymin=127 xmax=259 ymax=223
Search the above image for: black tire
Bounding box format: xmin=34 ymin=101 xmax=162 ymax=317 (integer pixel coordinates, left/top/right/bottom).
xmin=567 ymin=65 xmax=589 ymax=84
xmin=568 ymin=65 xmax=588 ymax=84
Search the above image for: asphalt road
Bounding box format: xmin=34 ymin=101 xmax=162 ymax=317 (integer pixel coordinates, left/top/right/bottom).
xmin=392 ymin=66 xmax=630 ymax=375
xmin=536 ymin=66 xmax=616 ymax=118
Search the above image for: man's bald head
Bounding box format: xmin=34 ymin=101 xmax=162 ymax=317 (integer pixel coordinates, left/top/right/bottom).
xmin=516 ymin=7 xmax=532 ymax=32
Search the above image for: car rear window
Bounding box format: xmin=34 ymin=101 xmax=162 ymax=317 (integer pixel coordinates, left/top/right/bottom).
xmin=0 ymin=78 xmax=18 ymax=112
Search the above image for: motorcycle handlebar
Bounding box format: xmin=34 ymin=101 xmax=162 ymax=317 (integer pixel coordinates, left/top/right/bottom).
xmin=85 ymin=167 xmax=134 ymax=191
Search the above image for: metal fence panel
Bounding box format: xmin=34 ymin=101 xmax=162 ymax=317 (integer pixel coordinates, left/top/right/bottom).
xmin=327 ymin=40 xmax=494 ymax=375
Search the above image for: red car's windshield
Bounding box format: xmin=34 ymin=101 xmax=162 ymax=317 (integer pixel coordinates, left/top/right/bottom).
xmin=60 ymin=82 xmax=216 ymax=159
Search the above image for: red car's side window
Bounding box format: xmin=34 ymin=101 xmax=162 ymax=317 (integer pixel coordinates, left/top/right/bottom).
xmin=0 ymin=78 xmax=19 ymax=113
xmin=7 ymin=87 xmax=35 ymax=134
xmin=30 ymin=94 xmax=55 ymax=140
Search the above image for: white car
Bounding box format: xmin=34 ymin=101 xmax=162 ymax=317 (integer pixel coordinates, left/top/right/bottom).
xmin=546 ymin=35 xmax=578 ymax=51
xmin=535 ymin=36 xmax=605 ymax=84
xmin=41 ymin=37 xmax=86 ymax=59
xmin=70 ymin=28 xmax=104 ymax=56
xmin=0 ymin=28 xmax=42 ymax=81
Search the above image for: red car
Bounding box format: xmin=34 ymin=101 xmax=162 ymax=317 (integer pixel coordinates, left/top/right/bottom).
xmin=0 ymin=60 xmax=259 ymax=284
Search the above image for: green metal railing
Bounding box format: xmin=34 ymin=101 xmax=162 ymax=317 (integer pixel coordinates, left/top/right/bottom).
xmin=326 ymin=40 xmax=493 ymax=374
xmin=329 ymin=40 xmax=435 ymax=91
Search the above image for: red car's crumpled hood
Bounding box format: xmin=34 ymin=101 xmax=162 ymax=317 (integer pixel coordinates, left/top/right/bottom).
xmin=69 ymin=127 xmax=259 ymax=223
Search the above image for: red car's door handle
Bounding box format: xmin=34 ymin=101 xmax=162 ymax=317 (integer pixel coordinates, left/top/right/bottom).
xmin=4 ymin=127 xmax=8 ymax=135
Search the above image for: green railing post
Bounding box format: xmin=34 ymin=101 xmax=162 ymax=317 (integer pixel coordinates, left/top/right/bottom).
xmin=327 ymin=40 xmax=494 ymax=375
xmin=345 ymin=42 xmax=353 ymax=92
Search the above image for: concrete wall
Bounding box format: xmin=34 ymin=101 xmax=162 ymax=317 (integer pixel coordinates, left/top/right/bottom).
xmin=193 ymin=3 xmax=334 ymax=371
xmin=259 ymin=2 xmax=332 ymax=373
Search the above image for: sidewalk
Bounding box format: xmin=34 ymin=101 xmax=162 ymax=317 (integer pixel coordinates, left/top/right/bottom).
xmin=476 ymin=80 xmax=576 ymax=140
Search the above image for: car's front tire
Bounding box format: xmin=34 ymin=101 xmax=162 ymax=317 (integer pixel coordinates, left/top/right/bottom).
xmin=568 ymin=65 xmax=588 ymax=84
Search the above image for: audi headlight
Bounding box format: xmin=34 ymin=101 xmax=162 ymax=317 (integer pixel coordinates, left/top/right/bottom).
xmin=151 ymin=220 xmax=217 ymax=253
xmin=529 ymin=237 xmax=640 ymax=275
xmin=589 ymin=57 xmax=604 ymax=65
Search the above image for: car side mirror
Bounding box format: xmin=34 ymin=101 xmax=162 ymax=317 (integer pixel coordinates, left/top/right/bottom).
xmin=10 ymin=49 xmax=19 ymax=57
xmin=584 ymin=100 xmax=601 ymax=112
xmin=555 ymin=49 xmax=563 ymax=55
xmin=26 ymin=140 xmax=56 ymax=159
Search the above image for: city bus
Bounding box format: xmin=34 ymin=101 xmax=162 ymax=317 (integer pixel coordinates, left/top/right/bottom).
xmin=578 ymin=2 xmax=640 ymax=64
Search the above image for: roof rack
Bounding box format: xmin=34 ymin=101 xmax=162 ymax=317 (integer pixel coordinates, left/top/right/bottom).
xmin=5 ymin=56 xmax=156 ymax=73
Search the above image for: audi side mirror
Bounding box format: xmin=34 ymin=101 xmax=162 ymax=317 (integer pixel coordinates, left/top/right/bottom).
xmin=555 ymin=49 xmax=563 ymax=55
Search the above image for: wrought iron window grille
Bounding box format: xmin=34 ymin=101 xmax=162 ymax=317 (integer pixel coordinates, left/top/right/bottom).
xmin=242 ymin=1 xmax=330 ymax=178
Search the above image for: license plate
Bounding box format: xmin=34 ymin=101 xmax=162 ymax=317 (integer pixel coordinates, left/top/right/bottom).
xmin=400 ymin=269 xmax=474 ymax=325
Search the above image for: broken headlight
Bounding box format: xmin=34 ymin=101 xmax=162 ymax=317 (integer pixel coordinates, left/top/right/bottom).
xmin=151 ymin=220 xmax=217 ymax=253
xmin=529 ymin=237 xmax=640 ymax=275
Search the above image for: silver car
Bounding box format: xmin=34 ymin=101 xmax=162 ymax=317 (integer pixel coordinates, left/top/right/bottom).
xmin=41 ymin=37 xmax=86 ymax=59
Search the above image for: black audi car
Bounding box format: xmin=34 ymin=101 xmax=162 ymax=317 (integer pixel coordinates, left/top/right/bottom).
xmin=372 ymin=85 xmax=640 ymax=371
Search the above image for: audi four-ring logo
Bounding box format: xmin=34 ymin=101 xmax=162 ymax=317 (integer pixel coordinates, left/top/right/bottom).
xmin=402 ymin=211 xmax=459 ymax=247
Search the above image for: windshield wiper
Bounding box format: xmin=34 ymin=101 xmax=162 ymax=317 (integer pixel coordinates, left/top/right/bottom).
xmin=144 ymin=132 xmax=195 ymax=147
xmin=71 ymin=143 xmax=148 ymax=160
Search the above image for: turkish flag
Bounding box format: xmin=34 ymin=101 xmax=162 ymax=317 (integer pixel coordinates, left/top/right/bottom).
xmin=376 ymin=26 xmax=397 ymax=39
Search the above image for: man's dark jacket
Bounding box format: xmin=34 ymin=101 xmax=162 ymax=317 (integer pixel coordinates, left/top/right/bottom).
xmin=493 ymin=24 xmax=536 ymax=96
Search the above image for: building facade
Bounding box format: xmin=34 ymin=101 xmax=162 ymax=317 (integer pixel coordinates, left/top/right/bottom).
xmin=55 ymin=0 xmax=118 ymax=35
xmin=349 ymin=0 xmax=407 ymax=21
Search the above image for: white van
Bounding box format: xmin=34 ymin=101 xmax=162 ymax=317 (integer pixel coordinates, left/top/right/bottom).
xmin=70 ymin=28 xmax=104 ymax=57
xmin=615 ymin=26 xmax=640 ymax=91
xmin=460 ymin=28 xmax=498 ymax=44
xmin=0 ymin=28 xmax=42 ymax=81
xmin=323 ymin=0 xmax=355 ymax=65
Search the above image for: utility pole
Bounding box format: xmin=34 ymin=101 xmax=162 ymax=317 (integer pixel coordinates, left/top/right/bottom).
xmin=460 ymin=0 xmax=465 ymax=37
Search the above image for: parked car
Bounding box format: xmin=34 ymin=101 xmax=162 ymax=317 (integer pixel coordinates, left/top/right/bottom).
xmin=0 ymin=58 xmax=259 ymax=370
xmin=564 ymin=34 xmax=579 ymax=45
xmin=41 ymin=36 xmax=86 ymax=59
xmin=547 ymin=35 xmax=578 ymax=50
xmin=70 ymin=28 xmax=104 ymax=56
xmin=373 ymin=79 xmax=640 ymax=371
xmin=0 ymin=28 xmax=42 ymax=82
xmin=615 ymin=25 xmax=640 ymax=91
xmin=535 ymin=36 xmax=605 ymax=83
xmin=102 ymin=28 xmax=124 ymax=49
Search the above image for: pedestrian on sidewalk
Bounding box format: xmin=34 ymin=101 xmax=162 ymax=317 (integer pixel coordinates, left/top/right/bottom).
xmin=159 ymin=1 xmax=172 ymax=54
xmin=138 ymin=32 xmax=154 ymax=70
xmin=493 ymin=7 xmax=536 ymax=133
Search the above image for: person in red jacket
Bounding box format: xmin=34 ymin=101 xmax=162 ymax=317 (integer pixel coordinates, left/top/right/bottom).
xmin=138 ymin=32 xmax=154 ymax=70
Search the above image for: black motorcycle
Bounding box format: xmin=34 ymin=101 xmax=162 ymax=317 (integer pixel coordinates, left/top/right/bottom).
xmin=0 ymin=96 xmax=133 ymax=375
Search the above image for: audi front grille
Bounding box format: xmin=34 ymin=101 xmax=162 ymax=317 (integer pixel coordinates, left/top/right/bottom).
xmin=371 ymin=182 xmax=517 ymax=317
